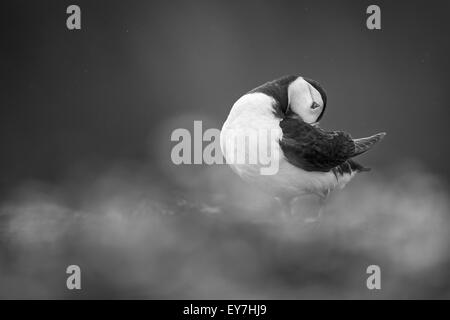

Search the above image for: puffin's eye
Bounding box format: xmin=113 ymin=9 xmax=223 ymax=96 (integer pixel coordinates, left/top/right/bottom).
xmin=311 ymin=102 xmax=320 ymax=110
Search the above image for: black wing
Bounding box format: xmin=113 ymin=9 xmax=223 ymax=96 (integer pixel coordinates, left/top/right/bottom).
xmin=279 ymin=116 xmax=385 ymax=172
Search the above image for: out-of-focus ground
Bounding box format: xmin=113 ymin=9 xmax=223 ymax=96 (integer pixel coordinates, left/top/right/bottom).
xmin=1 ymin=160 xmax=449 ymax=299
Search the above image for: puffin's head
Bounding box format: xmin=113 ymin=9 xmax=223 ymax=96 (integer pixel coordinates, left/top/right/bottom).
xmin=287 ymin=77 xmax=327 ymax=124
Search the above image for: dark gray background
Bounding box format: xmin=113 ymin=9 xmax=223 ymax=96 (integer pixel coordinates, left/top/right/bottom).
xmin=1 ymin=0 xmax=449 ymax=192
xmin=1 ymin=0 xmax=449 ymax=299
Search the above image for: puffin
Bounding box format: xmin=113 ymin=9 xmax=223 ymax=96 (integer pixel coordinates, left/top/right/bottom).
xmin=220 ymin=75 xmax=386 ymax=220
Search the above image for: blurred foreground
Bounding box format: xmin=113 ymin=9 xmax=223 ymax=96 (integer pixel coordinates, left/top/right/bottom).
xmin=0 ymin=161 xmax=449 ymax=299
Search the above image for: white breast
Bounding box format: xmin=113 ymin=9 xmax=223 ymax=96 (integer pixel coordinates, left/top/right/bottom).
xmin=220 ymin=93 xmax=356 ymax=198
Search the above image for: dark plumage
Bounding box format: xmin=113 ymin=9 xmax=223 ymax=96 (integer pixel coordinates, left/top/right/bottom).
xmin=331 ymin=160 xmax=370 ymax=180
xmin=249 ymin=75 xmax=384 ymax=176
xmin=279 ymin=112 xmax=385 ymax=172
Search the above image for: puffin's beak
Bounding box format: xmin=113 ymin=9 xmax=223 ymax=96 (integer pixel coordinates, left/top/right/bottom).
xmin=311 ymin=102 xmax=320 ymax=109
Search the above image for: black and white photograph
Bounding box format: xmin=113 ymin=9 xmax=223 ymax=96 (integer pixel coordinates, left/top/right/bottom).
xmin=1 ymin=0 xmax=450 ymax=305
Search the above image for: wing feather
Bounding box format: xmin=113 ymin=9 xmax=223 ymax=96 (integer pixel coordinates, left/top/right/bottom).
xmin=279 ymin=115 xmax=385 ymax=172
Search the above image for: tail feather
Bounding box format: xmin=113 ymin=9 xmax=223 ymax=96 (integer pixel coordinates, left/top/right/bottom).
xmin=352 ymin=132 xmax=386 ymax=157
